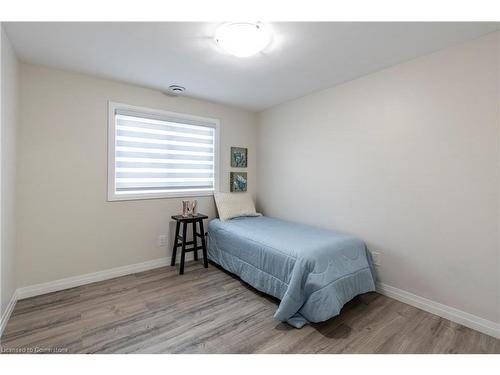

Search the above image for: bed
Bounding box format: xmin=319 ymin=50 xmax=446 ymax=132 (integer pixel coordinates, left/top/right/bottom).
xmin=207 ymin=215 xmax=376 ymax=328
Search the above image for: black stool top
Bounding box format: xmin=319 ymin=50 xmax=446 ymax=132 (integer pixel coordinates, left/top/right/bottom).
xmin=171 ymin=213 xmax=208 ymax=222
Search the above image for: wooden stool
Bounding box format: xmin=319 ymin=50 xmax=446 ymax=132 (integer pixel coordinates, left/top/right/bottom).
xmin=170 ymin=214 xmax=208 ymax=275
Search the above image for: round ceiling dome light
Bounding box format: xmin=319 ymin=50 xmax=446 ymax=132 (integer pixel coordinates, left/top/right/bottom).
xmin=215 ymin=22 xmax=272 ymax=58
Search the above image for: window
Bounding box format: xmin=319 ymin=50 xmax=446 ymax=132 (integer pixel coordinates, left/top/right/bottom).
xmin=108 ymin=102 xmax=219 ymax=201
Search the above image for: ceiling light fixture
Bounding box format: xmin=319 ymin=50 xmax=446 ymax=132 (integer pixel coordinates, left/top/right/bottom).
xmin=215 ymin=22 xmax=272 ymax=58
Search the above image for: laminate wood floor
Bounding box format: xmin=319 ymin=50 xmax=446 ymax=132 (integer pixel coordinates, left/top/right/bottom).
xmin=1 ymin=261 xmax=499 ymax=354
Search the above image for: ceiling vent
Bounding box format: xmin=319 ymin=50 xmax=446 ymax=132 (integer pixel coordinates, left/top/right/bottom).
xmin=165 ymin=85 xmax=186 ymax=96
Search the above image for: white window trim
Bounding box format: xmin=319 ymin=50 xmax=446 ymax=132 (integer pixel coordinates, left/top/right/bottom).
xmin=107 ymin=101 xmax=220 ymax=201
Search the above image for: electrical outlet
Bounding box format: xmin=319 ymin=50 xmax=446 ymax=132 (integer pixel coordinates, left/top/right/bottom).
xmin=158 ymin=234 xmax=168 ymax=247
xmin=371 ymin=251 xmax=381 ymax=266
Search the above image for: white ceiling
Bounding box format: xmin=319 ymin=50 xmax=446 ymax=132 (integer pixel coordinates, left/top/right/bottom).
xmin=5 ymin=22 xmax=499 ymax=111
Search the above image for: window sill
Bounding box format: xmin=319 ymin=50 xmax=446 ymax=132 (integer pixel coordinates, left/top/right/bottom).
xmin=107 ymin=191 xmax=215 ymax=202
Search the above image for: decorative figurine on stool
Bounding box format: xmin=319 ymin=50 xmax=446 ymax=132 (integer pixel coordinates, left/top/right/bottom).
xmin=182 ymin=200 xmax=198 ymax=217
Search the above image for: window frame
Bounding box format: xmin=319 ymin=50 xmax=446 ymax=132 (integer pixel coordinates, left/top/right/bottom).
xmin=107 ymin=101 xmax=220 ymax=202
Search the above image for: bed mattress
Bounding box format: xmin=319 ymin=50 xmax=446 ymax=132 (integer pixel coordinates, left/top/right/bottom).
xmin=207 ymin=216 xmax=376 ymax=328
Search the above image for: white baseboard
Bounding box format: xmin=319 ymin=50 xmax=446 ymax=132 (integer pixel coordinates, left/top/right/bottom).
xmin=376 ymin=282 xmax=500 ymax=339
xmin=0 ymin=290 xmax=18 ymax=338
xmin=16 ymin=255 xmax=194 ymax=300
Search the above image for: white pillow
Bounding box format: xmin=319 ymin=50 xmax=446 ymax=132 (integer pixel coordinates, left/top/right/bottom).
xmin=213 ymin=192 xmax=261 ymax=221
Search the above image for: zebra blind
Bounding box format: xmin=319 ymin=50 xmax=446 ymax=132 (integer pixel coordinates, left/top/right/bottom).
xmin=111 ymin=106 xmax=217 ymax=198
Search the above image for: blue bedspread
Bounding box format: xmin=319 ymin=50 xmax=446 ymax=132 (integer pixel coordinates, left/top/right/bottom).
xmin=207 ymin=216 xmax=376 ymax=328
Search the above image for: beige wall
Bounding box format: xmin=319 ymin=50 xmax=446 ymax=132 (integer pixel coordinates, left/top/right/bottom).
xmin=498 ymin=33 xmax=500 ymax=326
xmin=1 ymin=26 xmax=19 ymax=316
xmin=16 ymin=63 xmax=257 ymax=287
xmin=257 ymin=33 xmax=500 ymax=323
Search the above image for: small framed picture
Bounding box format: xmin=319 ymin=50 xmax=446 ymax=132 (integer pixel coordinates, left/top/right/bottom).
xmin=231 ymin=147 xmax=248 ymax=168
xmin=230 ymin=172 xmax=247 ymax=192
